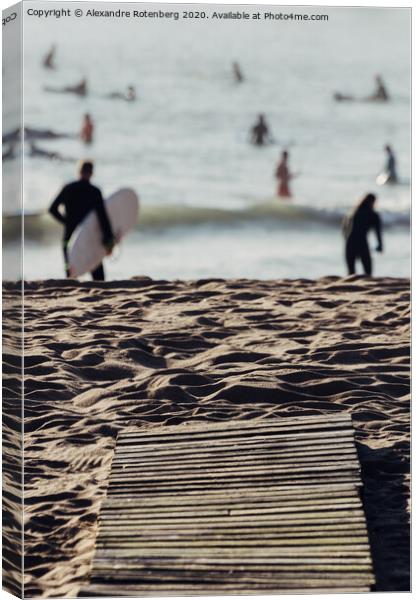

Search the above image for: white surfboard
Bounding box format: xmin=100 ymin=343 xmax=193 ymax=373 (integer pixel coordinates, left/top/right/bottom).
xmin=68 ymin=188 xmax=139 ymax=278
xmin=376 ymin=172 xmax=390 ymax=186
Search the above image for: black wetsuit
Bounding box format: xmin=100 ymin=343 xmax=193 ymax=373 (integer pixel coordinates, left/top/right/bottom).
xmin=251 ymin=123 xmax=269 ymax=146
xmin=49 ymin=179 xmax=114 ymax=280
xmin=343 ymin=206 xmax=382 ymax=276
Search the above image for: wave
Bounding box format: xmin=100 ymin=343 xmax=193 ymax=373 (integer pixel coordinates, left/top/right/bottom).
xmin=3 ymin=200 xmax=410 ymax=240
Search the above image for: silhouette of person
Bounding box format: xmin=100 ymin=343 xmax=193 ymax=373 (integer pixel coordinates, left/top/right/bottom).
xmin=343 ymin=193 xmax=383 ymax=276
xmin=368 ymin=75 xmax=389 ymax=101
xmin=384 ymin=145 xmax=398 ymax=183
xmin=107 ymin=85 xmax=136 ymax=102
xmin=275 ymin=151 xmax=292 ymax=198
xmin=250 ymin=114 xmax=272 ymax=146
xmin=232 ymin=61 xmax=244 ymax=83
xmin=45 ymin=78 xmax=87 ymax=97
xmin=49 ymin=161 xmax=115 ymax=280
xmin=80 ymin=113 xmax=94 ymax=144
xmin=43 ymin=45 xmax=56 ymax=69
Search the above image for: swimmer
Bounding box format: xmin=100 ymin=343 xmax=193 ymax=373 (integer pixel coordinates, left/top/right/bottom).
xmin=232 ymin=61 xmax=244 ymax=83
xmin=250 ymin=114 xmax=272 ymax=146
xmin=44 ymin=78 xmax=87 ymax=97
xmin=342 ymin=193 xmax=383 ymax=276
xmin=275 ymin=150 xmax=293 ymax=198
xmin=80 ymin=113 xmax=94 ymax=144
xmin=106 ymin=85 xmax=136 ymax=102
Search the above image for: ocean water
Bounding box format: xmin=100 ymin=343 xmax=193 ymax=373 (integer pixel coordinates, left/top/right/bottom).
xmin=3 ymin=3 xmax=411 ymax=280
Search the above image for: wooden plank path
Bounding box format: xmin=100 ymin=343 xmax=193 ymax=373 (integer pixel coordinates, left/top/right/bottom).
xmin=80 ymin=413 xmax=375 ymax=596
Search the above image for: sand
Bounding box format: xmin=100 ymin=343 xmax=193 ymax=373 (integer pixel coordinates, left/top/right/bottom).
xmin=2 ymin=275 xmax=410 ymax=597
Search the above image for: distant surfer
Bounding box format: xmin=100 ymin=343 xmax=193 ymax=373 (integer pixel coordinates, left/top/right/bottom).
xmin=334 ymin=75 xmax=389 ymax=103
xmin=342 ymin=193 xmax=383 ymax=276
xmin=106 ymin=85 xmax=136 ymax=102
xmin=24 ymin=127 xmax=74 ymax=141
xmin=250 ymin=114 xmax=272 ymax=146
xmin=382 ymin=144 xmax=398 ymax=184
xmin=232 ymin=61 xmax=244 ymax=83
xmin=29 ymin=142 xmax=73 ymax=162
xmin=45 ymin=78 xmax=87 ymax=97
xmin=43 ymin=45 xmax=56 ymax=69
xmin=275 ymin=151 xmax=293 ymax=198
xmin=80 ymin=113 xmax=94 ymax=144
xmin=367 ymin=75 xmax=389 ymax=102
xmin=49 ymin=161 xmax=115 ymax=281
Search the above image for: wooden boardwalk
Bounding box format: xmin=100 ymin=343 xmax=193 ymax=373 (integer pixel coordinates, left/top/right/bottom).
xmin=81 ymin=413 xmax=375 ymax=596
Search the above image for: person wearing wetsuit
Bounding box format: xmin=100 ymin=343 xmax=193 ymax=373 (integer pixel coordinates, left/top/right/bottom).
xmin=384 ymin=144 xmax=398 ymax=183
xmin=49 ymin=161 xmax=114 ymax=280
xmin=343 ymin=193 xmax=383 ymax=276
xmin=250 ymin=114 xmax=271 ymax=146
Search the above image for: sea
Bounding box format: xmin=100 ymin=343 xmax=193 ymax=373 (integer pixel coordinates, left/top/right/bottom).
xmin=2 ymin=3 xmax=411 ymax=281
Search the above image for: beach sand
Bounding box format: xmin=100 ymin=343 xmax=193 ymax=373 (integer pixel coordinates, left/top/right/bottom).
xmin=3 ymin=276 xmax=410 ymax=597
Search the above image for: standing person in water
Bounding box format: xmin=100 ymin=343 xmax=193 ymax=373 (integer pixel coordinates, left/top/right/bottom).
xmin=250 ymin=114 xmax=272 ymax=146
xmin=232 ymin=61 xmax=244 ymax=83
xmin=275 ymin=151 xmax=293 ymax=198
xmin=384 ymin=144 xmax=398 ymax=183
xmin=49 ymin=161 xmax=115 ymax=281
xmin=342 ymin=193 xmax=383 ymax=276
xmin=80 ymin=113 xmax=94 ymax=144
xmin=43 ymin=45 xmax=56 ymax=69
xmin=368 ymin=75 xmax=389 ymax=101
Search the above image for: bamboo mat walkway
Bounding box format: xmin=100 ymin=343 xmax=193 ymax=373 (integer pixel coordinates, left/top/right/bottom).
xmin=80 ymin=413 xmax=375 ymax=596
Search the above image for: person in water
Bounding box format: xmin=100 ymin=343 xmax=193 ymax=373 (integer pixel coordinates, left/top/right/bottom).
xmin=368 ymin=75 xmax=389 ymax=102
xmin=334 ymin=75 xmax=389 ymax=103
xmin=45 ymin=78 xmax=87 ymax=97
xmin=232 ymin=61 xmax=244 ymax=83
xmin=43 ymin=45 xmax=56 ymax=69
xmin=250 ymin=114 xmax=272 ymax=146
xmin=384 ymin=144 xmax=398 ymax=183
xmin=80 ymin=113 xmax=94 ymax=144
xmin=49 ymin=161 xmax=115 ymax=281
xmin=29 ymin=142 xmax=73 ymax=162
xmin=342 ymin=193 xmax=383 ymax=276
xmin=107 ymin=85 xmax=136 ymax=102
xmin=275 ymin=151 xmax=293 ymax=198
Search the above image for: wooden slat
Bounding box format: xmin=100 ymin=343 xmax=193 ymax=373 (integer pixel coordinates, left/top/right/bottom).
xmin=80 ymin=414 xmax=375 ymax=596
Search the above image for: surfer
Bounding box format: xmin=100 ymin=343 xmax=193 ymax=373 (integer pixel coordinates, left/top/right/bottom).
xmin=250 ymin=114 xmax=272 ymax=146
xmin=383 ymin=145 xmax=398 ymax=183
xmin=334 ymin=75 xmax=389 ymax=103
xmin=367 ymin=75 xmax=389 ymax=102
xmin=232 ymin=61 xmax=244 ymax=83
xmin=24 ymin=127 xmax=73 ymax=141
xmin=275 ymin=151 xmax=293 ymax=198
xmin=49 ymin=161 xmax=115 ymax=281
xmin=80 ymin=113 xmax=94 ymax=144
xmin=44 ymin=78 xmax=87 ymax=97
xmin=342 ymin=193 xmax=383 ymax=276
xmin=107 ymin=85 xmax=136 ymax=102
xmin=43 ymin=45 xmax=56 ymax=69
xmin=28 ymin=142 xmax=74 ymax=162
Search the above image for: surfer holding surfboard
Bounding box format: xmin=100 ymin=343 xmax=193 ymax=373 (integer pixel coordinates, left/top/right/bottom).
xmin=49 ymin=161 xmax=115 ymax=281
